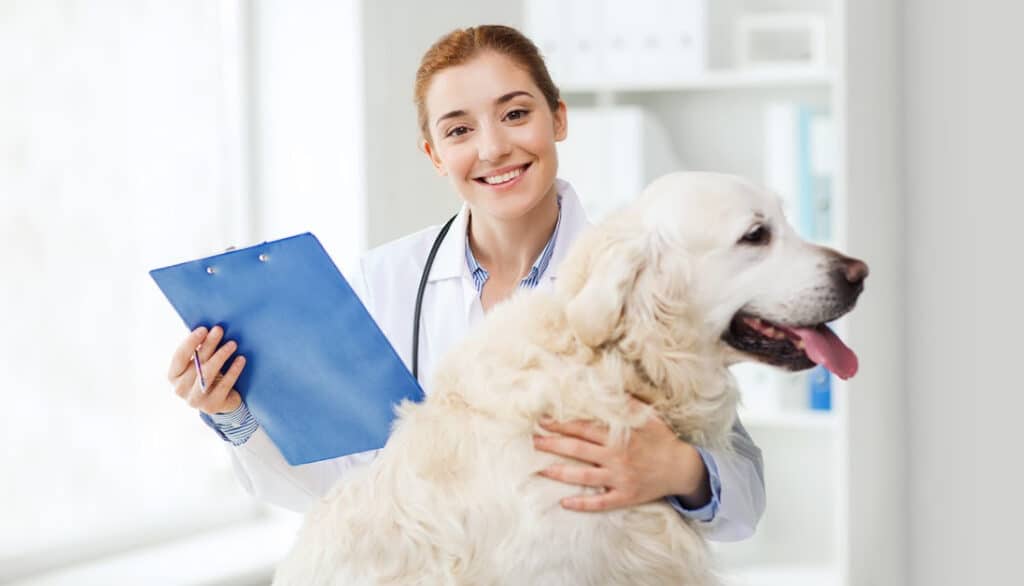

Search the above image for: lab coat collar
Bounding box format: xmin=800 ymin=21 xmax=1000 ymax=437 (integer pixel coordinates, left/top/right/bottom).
xmin=426 ymin=178 xmax=592 ymax=283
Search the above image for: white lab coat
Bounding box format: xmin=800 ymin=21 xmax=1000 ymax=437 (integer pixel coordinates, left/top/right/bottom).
xmin=225 ymin=180 xmax=766 ymax=541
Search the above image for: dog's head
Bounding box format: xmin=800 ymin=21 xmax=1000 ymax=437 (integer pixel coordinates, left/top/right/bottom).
xmin=559 ymin=171 xmax=867 ymax=387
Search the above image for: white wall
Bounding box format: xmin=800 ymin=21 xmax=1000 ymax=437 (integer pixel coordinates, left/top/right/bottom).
xmin=842 ymin=0 xmax=909 ymax=582
xmin=251 ymin=0 xmax=365 ymax=274
xmin=904 ymin=1 xmax=1024 ymax=584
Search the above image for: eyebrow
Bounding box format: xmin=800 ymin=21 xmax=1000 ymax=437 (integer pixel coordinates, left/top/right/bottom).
xmin=434 ymin=90 xmax=536 ymax=129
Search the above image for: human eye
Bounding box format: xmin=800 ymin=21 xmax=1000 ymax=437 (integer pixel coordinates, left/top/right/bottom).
xmin=445 ymin=125 xmax=470 ymax=138
xmin=504 ymin=108 xmax=530 ymax=122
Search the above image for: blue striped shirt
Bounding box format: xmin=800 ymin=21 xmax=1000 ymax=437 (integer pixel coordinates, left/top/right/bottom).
xmin=202 ymin=402 xmax=258 ymax=446
xmin=464 ymin=195 xmax=562 ymax=295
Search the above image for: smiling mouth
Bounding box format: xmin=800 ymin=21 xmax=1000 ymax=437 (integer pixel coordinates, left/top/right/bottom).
xmin=722 ymin=312 xmax=859 ymax=379
xmin=475 ymin=163 xmax=530 ymax=186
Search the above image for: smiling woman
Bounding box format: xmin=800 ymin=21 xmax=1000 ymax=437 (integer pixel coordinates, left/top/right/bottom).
xmin=418 ymin=49 xmax=567 ymax=309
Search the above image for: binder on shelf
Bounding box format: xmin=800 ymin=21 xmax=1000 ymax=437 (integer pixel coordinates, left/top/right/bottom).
xmin=764 ymin=102 xmax=835 ymax=244
xmin=605 ymin=0 xmax=708 ymax=84
xmin=149 ymin=233 xmax=425 ymax=466
xmin=601 ymin=0 xmax=645 ymax=84
xmin=524 ymin=0 xmax=571 ymax=84
xmin=525 ymin=0 xmax=708 ymax=88
xmin=655 ymin=0 xmax=708 ymax=81
xmin=808 ymin=364 xmax=832 ymax=411
xmin=565 ymin=0 xmax=605 ymax=87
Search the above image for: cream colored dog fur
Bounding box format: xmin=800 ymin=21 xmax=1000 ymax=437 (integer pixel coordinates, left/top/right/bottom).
xmin=272 ymin=172 xmax=866 ymax=585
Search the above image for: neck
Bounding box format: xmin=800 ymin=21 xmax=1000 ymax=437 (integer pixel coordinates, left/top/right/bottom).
xmin=467 ymin=187 xmax=559 ymax=281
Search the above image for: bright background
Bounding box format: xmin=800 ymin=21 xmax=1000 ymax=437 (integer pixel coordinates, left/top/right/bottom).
xmin=1 ymin=1 xmax=1020 ymax=585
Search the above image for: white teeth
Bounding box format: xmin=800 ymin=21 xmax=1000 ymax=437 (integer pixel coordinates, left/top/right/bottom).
xmin=744 ymin=316 xmax=793 ymax=342
xmin=482 ymin=166 xmax=524 ymax=185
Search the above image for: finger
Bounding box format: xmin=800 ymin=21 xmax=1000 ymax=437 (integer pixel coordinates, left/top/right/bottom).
xmin=174 ymin=373 xmax=196 ymax=399
xmin=533 ymin=434 xmax=607 ymax=465
xmin=204 ymin=355 xmax=245 ymax=406
xmin=561 ymin=491 xmax=627 ymax=513
xmin=204 ymin=339 xmax=238 ymax=377
xmin=186 ymin=376 xmax=208 ymax=407
xmin=168 ymin=326 xmax=209 ymax=381
xmin=198 ymin=326 xmax=226 ymax=362
xmin=539 ymin=463 xmax=609 ymax=489
xmin=539 ymin=418 xmax=609 ymax=445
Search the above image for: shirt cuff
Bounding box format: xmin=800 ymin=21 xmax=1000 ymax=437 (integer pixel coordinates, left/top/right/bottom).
xmin=665 ymin=447 xmax=721 ymax=523
xmin=199 ymin=402 xmax=259 ymax=446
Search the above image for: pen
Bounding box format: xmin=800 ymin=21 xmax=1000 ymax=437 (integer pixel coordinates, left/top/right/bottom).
xmin=193 ymin=349 xmax=207 ymax=393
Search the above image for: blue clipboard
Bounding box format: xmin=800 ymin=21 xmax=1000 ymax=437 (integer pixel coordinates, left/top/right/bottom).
xmin=149 ymin=233 xmax=424 ymax=465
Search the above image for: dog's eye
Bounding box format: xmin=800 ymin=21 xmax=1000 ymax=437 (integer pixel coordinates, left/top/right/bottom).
xmin=739 ymin=224 xmax=770 ymax=245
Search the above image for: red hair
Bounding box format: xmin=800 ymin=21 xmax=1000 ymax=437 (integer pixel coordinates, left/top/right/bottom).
xmin=414 ymin=25 xmax=561 ymax=144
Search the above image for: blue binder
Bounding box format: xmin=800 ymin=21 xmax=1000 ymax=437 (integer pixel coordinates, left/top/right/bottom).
xmin=149 ymin=233 xmax=425 ymax=465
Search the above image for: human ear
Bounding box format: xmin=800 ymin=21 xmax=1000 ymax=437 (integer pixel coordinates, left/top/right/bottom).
xmin=421 ymin=139 xmax=447 ymax=176
xmin=552 ymin=100 xmax=568 ymax=142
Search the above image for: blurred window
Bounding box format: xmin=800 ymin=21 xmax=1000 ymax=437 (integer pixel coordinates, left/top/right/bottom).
xmin=0 ymin=2 xmax=260 ymax=573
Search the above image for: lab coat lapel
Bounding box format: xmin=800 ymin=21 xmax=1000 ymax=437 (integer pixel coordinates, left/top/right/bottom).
xmin=420 ymin=203 xmax=474 ymax=391
xmin=544 ymin=178 xmax=593 ymax=286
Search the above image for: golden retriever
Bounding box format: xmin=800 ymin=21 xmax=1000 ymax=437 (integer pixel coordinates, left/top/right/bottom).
xmin=272 ymin=172 xmax=868 ymax=585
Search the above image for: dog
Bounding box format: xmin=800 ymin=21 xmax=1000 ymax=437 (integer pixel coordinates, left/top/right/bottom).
xmin=272 ymin=172 xmax=868 ymax=585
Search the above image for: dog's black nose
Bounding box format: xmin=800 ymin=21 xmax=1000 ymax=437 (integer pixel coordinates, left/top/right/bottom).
xmin=831 ymin=255 xmax=869 ymax=300
xmin=842 ymin=258 xmax=869 ymax=286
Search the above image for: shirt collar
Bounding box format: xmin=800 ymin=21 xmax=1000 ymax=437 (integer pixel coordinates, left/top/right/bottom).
xmin=464 ymin=195 xmax=562 ymax=292
xmin=426 ymin=178 xmax=591 ymax=283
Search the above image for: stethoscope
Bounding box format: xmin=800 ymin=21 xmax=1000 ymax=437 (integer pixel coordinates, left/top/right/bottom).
xmin=411 ymin=214 xmax=458 ymax=380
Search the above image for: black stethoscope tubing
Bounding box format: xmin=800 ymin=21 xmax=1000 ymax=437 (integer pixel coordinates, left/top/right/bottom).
xmin=411 ymin=214 xmax=459 ymax=380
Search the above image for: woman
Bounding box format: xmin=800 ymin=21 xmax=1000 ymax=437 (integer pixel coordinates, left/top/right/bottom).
xmin=166 ymin=25 xmax=765 ymax=541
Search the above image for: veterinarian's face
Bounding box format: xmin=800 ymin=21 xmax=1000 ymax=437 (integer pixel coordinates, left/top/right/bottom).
xmin=421 ymin=51 xmax=567 ymax=221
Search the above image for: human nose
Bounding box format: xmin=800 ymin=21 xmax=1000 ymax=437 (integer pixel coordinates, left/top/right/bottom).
xmin=476 ymin=122 xmax=512 ymax=162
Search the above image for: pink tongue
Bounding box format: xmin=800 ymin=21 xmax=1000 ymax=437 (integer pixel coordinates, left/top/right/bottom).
xmin=792 ymin=325 xmax=859 ymax=380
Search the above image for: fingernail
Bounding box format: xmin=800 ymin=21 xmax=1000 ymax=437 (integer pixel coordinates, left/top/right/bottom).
xmin=539 ymin=416 xmax=554 ymax=425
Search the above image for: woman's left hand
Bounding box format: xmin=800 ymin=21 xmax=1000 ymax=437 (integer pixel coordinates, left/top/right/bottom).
xmin=533 ymin=397 xmax=711 ymax=512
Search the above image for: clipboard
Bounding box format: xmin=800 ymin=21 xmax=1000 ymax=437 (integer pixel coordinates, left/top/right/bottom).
xmin=149 ymin=232 xmax=425 ymax=465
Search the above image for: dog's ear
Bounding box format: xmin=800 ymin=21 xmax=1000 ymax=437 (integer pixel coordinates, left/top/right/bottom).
xmin=560 ymin=221 xmax=648 ymax=347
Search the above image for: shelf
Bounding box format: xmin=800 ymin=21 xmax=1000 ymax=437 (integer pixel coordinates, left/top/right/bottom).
xmin=737 ymin=408 xmax=837 ymax=430
xmin=561 ymin=68 xmax=836 ymax=94
xmin=723 ymin=563 xmax=841 ymax=586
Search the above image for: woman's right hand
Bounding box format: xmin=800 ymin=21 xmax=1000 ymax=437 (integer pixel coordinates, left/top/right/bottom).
xmin=168 ymin=325 xmax=247 ymax=415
